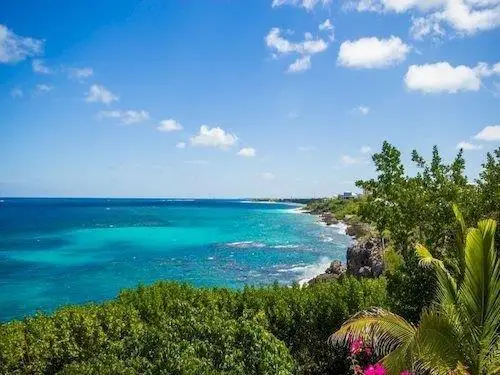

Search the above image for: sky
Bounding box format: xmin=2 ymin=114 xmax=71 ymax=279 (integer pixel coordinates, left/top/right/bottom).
xmin=1 ymin=0 xmax=499 ymax=198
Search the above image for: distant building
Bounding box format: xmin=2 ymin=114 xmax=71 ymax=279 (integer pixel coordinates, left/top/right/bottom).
xmin=338 ymin=191 xmax=355 ymax=200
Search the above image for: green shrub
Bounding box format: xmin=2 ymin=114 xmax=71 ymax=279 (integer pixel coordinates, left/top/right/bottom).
xmin=0 ymin=277 xmax=387 ymax=374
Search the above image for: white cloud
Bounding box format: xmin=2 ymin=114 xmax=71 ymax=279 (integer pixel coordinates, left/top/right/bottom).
xmin=337 ymin=36 xmax=410 ymax=69
xmin=99 ymin=110 xmax=150 ymax=125
xmin=237 ymin=147 xmax=257 ymax=157
xmin=32 ymin=59 xmax=52 ymax=74
xmin=340 ymin=154 xmax=368 ymax=165
xmin=157 ymin=119 xmax=183 ymax=132
xmin=260 ymin=172 xmax=276 ymax=180
xmin=10 ymin=87 xmax=23 ymax=98
xmin=405 ymin=62 xmax=483 ymax=93
xmin=410 ymin=16 xmax=446 ymax=39
xmin=0 ymin=24 xmax=43 ymax=64
xmin=355 ymin=106 xmax=370 ymax=115
xmin=190 ymin=125 xmax=238 ymax=149
xmin=473 ymin=125 xmax=500 ymax=141
xmin=85 ymin=84 xmax=119 ymax=104
xmin=360 ymin=146 xmax=372 ymax=153
xmin=345 ymin=0 xmax=500 ymax=38
xmin=265 ymin=28 xmax=328 ymax=56
xmin=35 ymin=84 xmax=53 ymax=93
xmin=288 ymin=111 xmax=300 ymax=119
xmin=176 ymin=142 xmax=187 ymax=149
xmin=287 ymin=55 xmax=311 ymax=73
xmin=340 ymin=155 xmax=359 ymax=165
xmin=319 ymin=18 xmax=334 ymax=31
xmin=456 ymin=141 xmax=483 ymax=150
xmin=318 ymin=19 xmax=335 ymax=40
xmin=271 ymin=0 xmax=331 ymax=11
xmin=68 ymin=67 xmax=93 ymax=80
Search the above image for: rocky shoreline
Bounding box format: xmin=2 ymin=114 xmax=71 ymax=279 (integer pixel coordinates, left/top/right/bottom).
xmin=303 ymin=209 xmax=384 ymax=284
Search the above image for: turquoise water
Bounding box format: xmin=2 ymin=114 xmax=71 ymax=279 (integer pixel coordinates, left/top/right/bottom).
xmin=0 ymin=198 xmax=350 ymax=322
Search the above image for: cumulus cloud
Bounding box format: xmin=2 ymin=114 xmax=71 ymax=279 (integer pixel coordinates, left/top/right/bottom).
xmin=266 ymin=28 xmax=328 ymax=55
xmin=157 ymin=119 xmax=183 ymax=132
xmin=85 ymin=84 xmax=119 ymax=104
xmin=68 ymin=67 xmax=93 ymax=80
xmin=360 ymin=146 xmax=372 ymax=153
xmin=265 ymin=28 xmax=328 ymax=73
xmin=32 ymin=59 xmax=52 ymax=74
xmin=473 ymin=125 xmax=500 ymax=141
xmin=190 ymin=125 xmax=238 ymax=149
xmin=337 ymin=36 xmax=410 ymax=69
xmin=318 ymin=19 xmax=335 ymax=40
xmin=354 ymin=106 xmax=370 ymax=115
xmin=287 ymin=55 xmax=311 ymax=73
xmin=99 ymin=110 xmax=150 ymax=125
xmin=319 ymin=18 xmax=334 ymax=31
xmin=237 ymin=147 xmax=257 ymax=157
xmin=404 ymin=61 xmax=499 ymax=93
xmin=344 ymin=0 xmax=500 ymax=38
xmin=176 ymin=142 xmax=187 ymax=149
xmin=456 ymin=141 xmax=482 ymax=150
xmin=0 ymin=24 xmax=43 ymax=64
xmin=271 ymin=0 xmax=331 ymax=11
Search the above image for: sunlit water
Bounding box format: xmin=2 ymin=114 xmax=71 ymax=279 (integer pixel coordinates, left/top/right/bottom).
xmin=0 ymin=198 xmax=350 ymax=321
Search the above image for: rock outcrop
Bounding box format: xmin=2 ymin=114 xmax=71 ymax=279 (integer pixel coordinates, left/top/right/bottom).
xmin=309 ymin=260 xmax=346 ymax=284
xmin=346 ymin=238 xmax=384 ymax=278
xmin=320 ymin=212 xmax=339 ymax=226
xmin=309 ymin=238 xmax=384 ymax=284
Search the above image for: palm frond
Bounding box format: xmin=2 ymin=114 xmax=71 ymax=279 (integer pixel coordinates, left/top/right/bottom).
xmin=457 ymin=219 xmax=498 ymax=374
xmin=416 ymin=244 xmax=458 ymax=308
xmin=330 ymin=308 xmax=416 ymax=358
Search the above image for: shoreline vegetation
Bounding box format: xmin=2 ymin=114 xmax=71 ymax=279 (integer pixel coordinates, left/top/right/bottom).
xmin=1 ymin=142 xmax=498 ymax=374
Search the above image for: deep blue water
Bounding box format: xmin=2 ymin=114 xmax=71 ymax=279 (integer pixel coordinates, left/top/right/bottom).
xmin=0 ymin=198 xmax=350 ymax=321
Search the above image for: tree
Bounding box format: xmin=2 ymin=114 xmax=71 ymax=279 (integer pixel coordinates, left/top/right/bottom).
xmin=331 ymin=211 xmax=500 ymax=375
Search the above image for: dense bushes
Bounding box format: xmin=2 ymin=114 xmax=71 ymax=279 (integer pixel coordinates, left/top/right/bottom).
xmin=0 ymin=277 xmax=387 ymax=374
xmin=356 ymin=143 xmax=500 ymax=322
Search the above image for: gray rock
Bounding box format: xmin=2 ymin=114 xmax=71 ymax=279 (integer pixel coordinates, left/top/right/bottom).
xmin=309 ymin=260 xmax=346 ymax=284
xmin=346 ymin=238 xmax=384 ymax=278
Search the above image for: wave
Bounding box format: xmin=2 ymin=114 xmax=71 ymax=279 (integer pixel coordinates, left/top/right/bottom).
xmin=226 ymin=241 xmax=267 ymax=249
xmin=275 ymin=257 xmax=332 ymax=286
xmin=271 ymin=244 xmax=299 ymax=249
xmin=330 ymin=222 xmax=348 ymax=235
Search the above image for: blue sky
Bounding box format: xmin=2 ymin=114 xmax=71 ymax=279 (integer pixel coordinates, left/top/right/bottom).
xmin=1 ymin=0 xmax=499 ymax=198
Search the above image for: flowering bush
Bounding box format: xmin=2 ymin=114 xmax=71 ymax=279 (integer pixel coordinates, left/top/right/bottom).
xmin=347 ymin=335 xmax=412 ymax=375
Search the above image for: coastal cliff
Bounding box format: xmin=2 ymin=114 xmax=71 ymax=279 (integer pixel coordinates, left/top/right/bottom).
xmin=302 ymin=198 xmax=385 ymax=284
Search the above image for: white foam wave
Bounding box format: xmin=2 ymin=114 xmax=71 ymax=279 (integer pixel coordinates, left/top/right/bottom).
xmin=298 ymin=257 xmax=333 ymax=286
xmin=226 ymin=241 xmax=266 ymax=249
xmin=274 ymin=257 xmax=332 ymax=286
xmin=330 ymin=222 xmax=348 ymax=235
xmin=272 ymin=244 xmax=299 ymax=249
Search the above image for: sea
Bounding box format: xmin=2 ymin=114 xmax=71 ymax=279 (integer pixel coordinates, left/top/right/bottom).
xmin=0 ymin=198 xmax=350 ymax=322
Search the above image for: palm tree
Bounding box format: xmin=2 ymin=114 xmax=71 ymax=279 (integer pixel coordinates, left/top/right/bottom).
xmin=330 ymin=206 xmax=500 ymax=375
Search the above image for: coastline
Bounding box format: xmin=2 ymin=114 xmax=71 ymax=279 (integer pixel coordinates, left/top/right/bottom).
xmin=297 ymin=205 xmax=383 ymax=285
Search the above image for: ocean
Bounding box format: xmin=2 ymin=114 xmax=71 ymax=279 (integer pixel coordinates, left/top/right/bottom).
xmin=0 ymin=198 xmax=350 ymax=322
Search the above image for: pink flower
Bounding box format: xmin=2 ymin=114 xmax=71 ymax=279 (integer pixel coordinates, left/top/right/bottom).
xmin=350 ymin=337 xmax=364 ymax=355
xmin=364 ymin=363 xmax=386 ymax=375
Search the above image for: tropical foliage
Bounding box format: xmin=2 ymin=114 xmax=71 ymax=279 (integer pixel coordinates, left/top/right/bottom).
xmin=331 ymin=212 xmax=500 ymax=375
xmin=0 ymin=276 xmax=387 ymax=374
xmin=356 ymin=143 xmax=500 ymax=322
